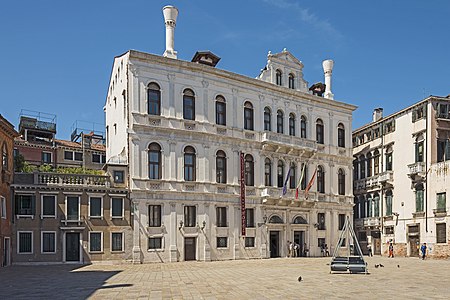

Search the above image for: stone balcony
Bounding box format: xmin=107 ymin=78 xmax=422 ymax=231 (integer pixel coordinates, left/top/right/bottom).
xmin=261 ymin=131 xmax=317 ymax=152
xmin=354 ymin=171 xmax=393 ymax=190
xmin=14 ymin=172 xmax=110 ymax=187
xmin=433 ymin=208 xmax=447 ymax=217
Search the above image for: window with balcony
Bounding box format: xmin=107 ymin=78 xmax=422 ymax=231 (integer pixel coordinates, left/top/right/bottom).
xmin=338 ymin=168 xmax=345 ymax=195
xmin=245 ymin=208 xmax=255 ymax=228
xmin=385 ymin=190 xmax=393 ymax=216
xmin=337 ymin=123 xmax=345 ymax=148
xmin=289 ymin=163 xmax=296 ymax=189
xmin=184 ymin=146 xmax=196 ymax=181
xmin=385 ymin=148 xmax=393 ymax=171
xmin=374 ymin=150 xmax=380 ymax=175
xmin=276 ymin=69 xmax=282 ymax=86
xmin=15 ymin=194 xmax=34 ymax=216
xmin=289 ymin=113 xmax=295 ymax=136
xmin=367 ymin=153 xmax=373 ymax=178
xmin=147 ymin=82 xmax=161 ymax=116
xmin=415 ymin=184 xmax=424 ymax=212
xmin=89 ymin=196 xmax=102 ymax=218
xmin=277 ymin=160 xmax=284 ymax=188
xmin=111 ymin=198 xmax=123 ymax=218
xmin=148 ymin=205 xmax=161 ymax=227
xmin=216 ymin=207 xmax=227 ymax=227
xmin=317 ymin=165 xmax=325 ymax=193
xmin=215 ymin=95 xmax=226 ymax=126
xmin=436 ymin=223 xmax=446 ymax=243
xmin=288 ymin=73 xmax=295 ymax=89
xmin=300 ymin=116 xmax=307 ymax=138
xmin=317 ymin=213 xmax=325 ymax=230
xmin=216 ymin=150 xmax=227 ymax=184
xmin=436 ymin=192 xmax=446 ymax=212
xmin=244 ymin=154 xmax=254 ymax=186
xmin=277 ymin=110 xmax=284 ymax=134
xmin=316 ymin=119 xmax=324 ymax=144
xmin=264 ymin=107 xmax=271 ymax=131
xmin=148 ymin=143 xmax=162 ymax=180
xmin=183 ymin=89 xmax=195 ymax=120
xmin=42 ymin=195 xmax=56 ymax=218
xmin=244 ymin=101 xmax=254 ymax=131
xmin=415 ymin=140 xmax=424 ymax=163
xmin=184 ymin=205 xmax=196 ymax=227
xmin=264 ymin=158 xmax=272 ymax=186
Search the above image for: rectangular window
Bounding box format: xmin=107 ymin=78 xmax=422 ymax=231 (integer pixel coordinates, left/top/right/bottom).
xmin=92 ymin=153 xmax=101 ymax=163
xmin=42 ymin=195 xmax=56 ymax=217
xmin=338 ymin=214 xmax=345 ymax=230
xmin=318 ymin=238 xmax=325 ymax=248
xmin=111 ymin=232 xmax=123 ymax=252
xmin=74 ymin=152 xmax=83 ymax=161
xmin=89 ymin=232 xmax=102 ymax=252
xmin=384 ymin=226 xmax=394 ymax=235
xmin=245 ymin=208 xmax=255 ymax=228
xmin=216 ymin=207 xmax=227 ymax=227
xmin=415 ymin=141 xmax=424 ymax=163
xmin=437 ymin=192 xmax=446 ymax=212
xmin=42 ymin=232 xmax=56 ymax=253
xmin=15 ymin=194 xmax=34 ymax=216
xmin=386 ymin=152 xmax=393 ymax=171
xmin=148 ymin=205 xmax=162 ymax=227
xmin=436 ymin=223 xmax=446 ymax=244
xmin=66 ymin=196 xmax=79 ymax=220
xmin=385 ymin=194 xmax=393 ymax=216
xmin=42 ymin=152 xmax=52 ymax=164
xmin=148 ymin=237 xmax=162 ymax=250
xmin=318 ymin=213 xmax=326 ymax=230
xmin=217 ymin=237 xmax=228 ymax=248
xmin=64 ymin=151 xmax=73 ymax=160
xmin=184 ymin=206 xmax=196 ymax=227
xmin=415 ymin=189 xmax=424 ymax=212
xmin=18 ymin=232 xmax=33 ymax=254
xmin=1 ymin=196 xmax=6 ymax=219
xmin=89 ymin=197 xmax=102 ymax=218
xmin=111 ymin=198 xmax=124 ymax=218
xmin=114 ymin=171 xmax=124 ymax=183
xmin=245 ymin=237 xmax=255 ymax=247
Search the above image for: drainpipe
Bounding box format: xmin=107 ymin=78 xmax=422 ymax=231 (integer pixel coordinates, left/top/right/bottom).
xmin=425 ymin=103 xmax=429 ymax=233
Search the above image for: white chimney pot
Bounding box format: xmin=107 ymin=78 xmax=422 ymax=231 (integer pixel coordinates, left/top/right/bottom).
xmin=162 ymin=5 xmax=179 ymax=59
xmin=322 ymin=59 xmax=334 ymax=100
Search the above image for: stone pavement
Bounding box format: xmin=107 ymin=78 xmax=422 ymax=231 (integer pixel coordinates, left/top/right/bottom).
xmin=1 ymin=256 xmax=450 ymax=299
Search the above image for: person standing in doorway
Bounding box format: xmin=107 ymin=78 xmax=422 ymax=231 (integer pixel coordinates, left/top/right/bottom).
xmin=420 ymin=243 xmax=427 ymax=260
xmin=367 ymin=244 xmax=373 ymax=257
xmin=388 ymin=243 xmax=394 ymax=258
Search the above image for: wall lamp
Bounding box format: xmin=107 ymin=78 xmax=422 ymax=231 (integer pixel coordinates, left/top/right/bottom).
xmin=179 ymin=220 xmax=184 ymax=230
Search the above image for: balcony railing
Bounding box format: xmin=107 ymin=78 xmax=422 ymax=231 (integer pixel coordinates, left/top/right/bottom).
xmin=408 ymin=162 xmax=426 ymax=175
xmin=14 ymin=172 xmax=110 ymax=187
xmin=261 ymin=132 xmax=317 ymax=151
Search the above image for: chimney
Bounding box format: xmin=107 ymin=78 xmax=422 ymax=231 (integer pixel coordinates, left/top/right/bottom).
xmin=373 ymin=108 xmax=383 ymax=122
xmin=162 ymin=5 xmax=179 ymax=59
xmin=322 ymin=59 xmax=334 ymax=99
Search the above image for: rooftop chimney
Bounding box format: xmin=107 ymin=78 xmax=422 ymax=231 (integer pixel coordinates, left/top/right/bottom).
xmin=322 ymin=59 xmax=334 ymax=99
xmin=373 ymin=108 xmax=383 ymax=122
xmin=162 ymin=5 xmax=178 ymax=59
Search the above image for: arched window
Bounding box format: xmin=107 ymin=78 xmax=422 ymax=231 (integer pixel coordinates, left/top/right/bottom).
xmin=183 ymin=89 xmax=195 ymax=120
xmin=316 ymin=119 xmax=324 ymax=144
xmin=184 ymin=146 xmax=196 ymax=181
xmin=264 ymin=107 xmax=271 ymax=131
xmin=359 ymin=195 xmax=366 ymax=218
xmin=215 ymin=95 xmax=226 ymax=126
xmin=300 ymin=116 xmax=307 ymax=138
xmin=264 ymin=158 xmax=272 ymax=186
xmin=337 ymin=123 xmax=345 ymax=147
xmin=367 ymin=153 xmax=373 ymax=178
xmin=148 ymin=143 xmax=162 ymax=179
xmin=277 ymin=160 xmax=284 ymax=187
xmin=367 ymin=195 xmax=373 ymax=217
xmin=244 ymin=101 xmax=254 ymax=131
xmin=317 ymin=165 xmax=325 ymax=193
xmin=359 ymin=155 xmax=366 ymax=179
xmin=276 ymin=69 xmax=282 ymax=86
xmin=244 ymin=154 xmax=254 ymax=186
xmin=373 ymin=193 xmax=380 ymax=217
xmin=385 ymin=190 xmax=393 ymax=216
xmin=216 ymin=150 xmax=227 ymax=184
xmin=288 ymin=73 xmax=295 ymax=89
xmin=374 ymin=150 xmax=380 ymax=175
xmin=301 ymin=164 xmax=308 ymax=190
xmin=293 ymin=215 xmax=308 ymax=224
xmin=277 ymin=110 xmax=284 ymax=134
xmin=269 ymin=215 xmax=283 ymax=224
xmin=338 ymin=168 xmax=345 ymax=195
xmin=289 ymin=113 xmax=295 ymax=136
xmin=147 ymin=83 xmax=161 ymax=116
xmin=289 ymin=162 xmax=296 ymax=189
xmin=386 ymin=146 xmax=393 ymax=171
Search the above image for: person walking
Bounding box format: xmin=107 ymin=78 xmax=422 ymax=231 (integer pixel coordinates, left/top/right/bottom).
xmin=420 ymin=243 xmax=427 ymax=260
xmin=367 ymin=243 xmax=373 ymax=257
xmin=388 ymin=243 xmax=394 ymax=258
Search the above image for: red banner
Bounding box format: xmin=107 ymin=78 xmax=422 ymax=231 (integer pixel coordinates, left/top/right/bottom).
xmin=240 ymin=152 xmax=246 ymax=236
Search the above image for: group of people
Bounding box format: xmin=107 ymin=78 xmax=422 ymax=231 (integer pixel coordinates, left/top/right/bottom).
xmin=287 ymin=241 xmax=301 ymax=257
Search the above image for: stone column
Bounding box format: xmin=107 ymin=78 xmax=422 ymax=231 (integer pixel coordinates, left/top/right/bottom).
xmin=169 ymin=141 xmax=177 ymax=181
xmin=167 ymin=73 xmax=176 ymax=118
xmin=232 ymin=88 xmax=238 ymax=128
xmin=307 ymin=107 xmax=313 ymax=140
xmin=202 ymin=80 xmax=209 ymax=122
xmin=169 ymin=202 xmax=178 ymax=262
xmin=132 ymin=199 xmax=142 ymax=263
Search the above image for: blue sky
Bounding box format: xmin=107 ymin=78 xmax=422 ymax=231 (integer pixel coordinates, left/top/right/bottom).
xmin=1 ymin=0 xmax=449 ymax=139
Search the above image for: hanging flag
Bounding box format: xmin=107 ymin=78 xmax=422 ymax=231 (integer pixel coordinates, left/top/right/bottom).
xmin=282 ymin=167 xmax=291 ymax=196
xmin=304 ymin=166 xmax=318 ymax=200
xmin=295 ymin=163 xmax=307 ymax=199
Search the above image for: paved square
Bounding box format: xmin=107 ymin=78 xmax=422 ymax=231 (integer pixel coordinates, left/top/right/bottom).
xmin=1 ymin=256 xmax=450 ymax=299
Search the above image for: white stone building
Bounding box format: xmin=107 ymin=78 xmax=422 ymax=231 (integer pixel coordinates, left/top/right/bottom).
xmin=353 ymin=95 xmax=450 ymax=258
xmin=105 ymin=6 xmax=356 ymax=263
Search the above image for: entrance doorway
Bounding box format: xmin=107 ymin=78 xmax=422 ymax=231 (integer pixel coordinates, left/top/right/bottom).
xmin=3 ymin=237 xmax=10 ymax=266
xmin=373 ymin=238 xmax=381 ymax=255
xmin=409 ymin=236 xmax=420 ymax=257
xmin=65 ymin=233 xmax=80 ymax=262
xmin=293 ymin=231 xmax=305 ymax=257
xmin=269 ymin=231 xmax=280 ymax=258
xmin=184 ymin=237 xmax=196 ymax=261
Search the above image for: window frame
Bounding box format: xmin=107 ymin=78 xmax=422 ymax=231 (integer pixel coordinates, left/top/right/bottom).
xmin=89 ymin=231 xmax=103 ymax=253
xmin=289 ymin=113 xmax=295 ymax=136
xmin=244 ymin=154 xmax=254 ymax=186
xmin=148 ymin=143 xmax=162 ymax=180
xmin=338 ymin=169 xmax=345 ymax=196
xmin=111 ymin=232 xmax=124 ymax=252
xmin=289 ymin=163 xmax=296 ymax=189
xmin=300 ymin=116 xmax=307 ymax=138
xmin=0 ymin=196 xmax=6 ymax=219
xmin=275 ymin=69 xmax=282 ymax=86
xmin=316 ymin=119 xmax=324 ymax=144
xmin=114 ymin=170 xmax=124 ymax=183
xmin=337 ymin=123 xmax=345 ymax=148
xmin=216 ymin=206 xmax=227 ymax=227
xmin=264 ymin=158 xmax=272 ymax=186
xmin=41 ymin=194 xmax=57 ymax=218
xmin=264 ymin=107 xmax=271 ymax=131
xmin=277 ymin=160 xmax=284 ymax=188
xmin=245 ymin=237 xmax=255 ymax=248
xmin=244 ymin=102 xmax=254 ymax=131
xmin=183 ymin=89 xmax=195 ymax=120
xmin=436 ymin=223 xmax=447 ymax=244
xmin=288 ymin=73 xmax=295 ymax=89
xmin=184 ymin=205 xmax=197 ymax=227
xmin=245 ymin=208 xmax=255 ymax=228
xmin=216 ymin=150 xmax=227 ymax=184
xmin=148 ymin=236 xmax=163 ymax=251
xmin=41 ymin=231 xmax=56 ymax=254
xmin=18 ymin=231 xmax=33 ymax=254
xmin=317 ymin=165 xmax=325 ymax=193
xmin=147 ymin=82 xmax=161 ymax=116
xmin=148 ymin=204 xmax=162 ymax=227
xmin=111 ymin=197 xmax=124 ymax=219
xmin=184 ymin=146 xmax=196 ymax=182
xmin=215 ymin=95 xmax=226 ymax=126
xmin=89 ymin=195 xmax=103 ymax=219
xmin=216 ymin=236 xmax=228 ymax=248
xmin=41 ymin=151 xmax=52 ymax=164
xmin=65 ymin=195 xmax=80 ymax=221
xmin=277 ymin=110 xmax=284 ymax=134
